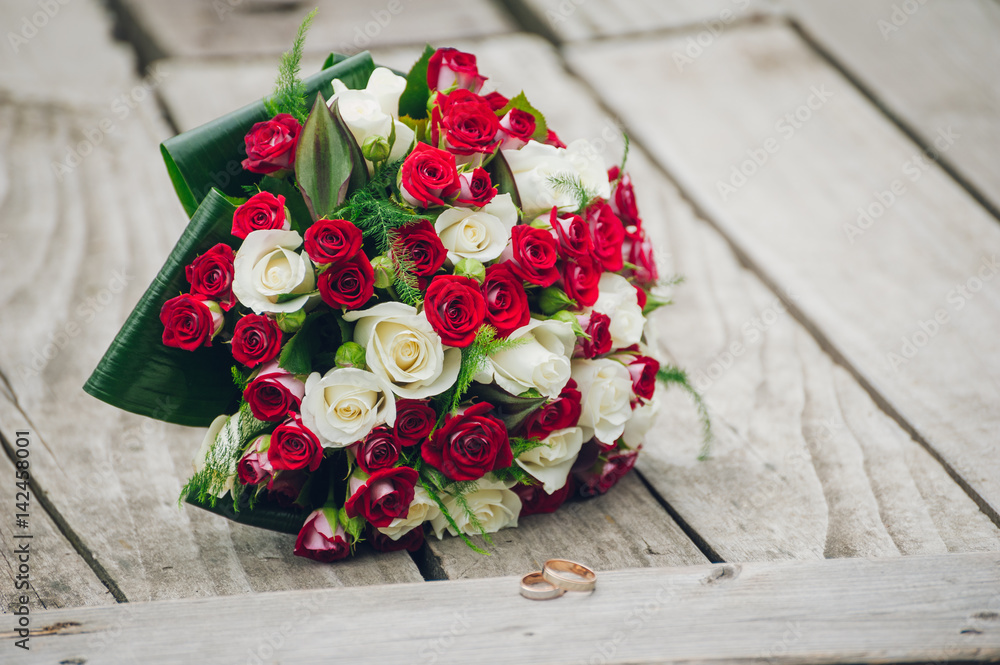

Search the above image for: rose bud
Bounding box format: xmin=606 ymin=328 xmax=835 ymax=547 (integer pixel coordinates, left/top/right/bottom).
xmin=241 ymin=113 xmax=301 ymax=175
xmin=550 ymin=208 xmax=594 ymax=261
xmin=423 ymin=403 xmax=512 ymax=482
xmin=237 ymin=435 xmax=273 ymax=486
xmin=608 ymin=166 xmax=641 ymax=227
xmin=481 ymin=262 xmax=530 ymax=338
xmin=393 ymin=399 xmax=437 ymax=447
xmin=621 ymin=354 xmax=660 ymax=401
xmin=367 ymin=523 xmax=425 ymax=553
xmin=575 ymin=449 xmax=640 ymax=497
xmin=545 ymin=128 xmax=567 ymax=148
xmin=317 ymin=251 xmax=375 ymax=310
xmin=522 ymin=379 xmax=583 ymax=440
xmin=267 ymin=415 xmax=323 ymax=472
xmin=431 ymin=89 xmax=501 ymax=157
xmin=624 ymin=229 xmax=659 ymax=286
xmin=393 ymin=219 xmax=447 ymax=278
xmin=243 ymin=360 xmax=305 ymax=422
xmin=580 ymin=312 xmax=613 ymax=359
xmin=498 ymin=108 xmax=536 ymax=150
xmin=294 ymin=508 xmax=352 ymax=563
xmin=353 ymin=426 xmax=401 ymax=475
xmin=160 ymin=294 xmax=223 ymax=351
xmin=371 ymin=254 xmax=396 ymax=289
xmin=276 ymin=308 xmax=307 ymax=333
xmin=483 ymin=91 xmax=509 ymax=111
xmin=455 ymin=167 xmax=497 ymax=207
xmin=361 ymin=134 xmax=391 ymax=163
xmin=513 ymin=477 xmax=574 ymax=517
xmin=334 ymin=341 xmax=367 ymax=370
xmin=399 ymin=143 xmax=460 ymax=209
xmin=549 ymin=309 xmax=587 ymax=338
xmin=231 ymin=313 xmax=283 ymax=368
xmin=232 ymin=192 xmax=289 ymax=239
xmin=303 ymin=218 xmax=363 ymax=265
xmin=504 ymin=225 xmax=561 ymax=287
xmin=453 ymin=257 xmax=486 ymax=284
xmin=538 ymin=286 xmax=574 ymax=316
xmin=344 ymin=466 xmax=419 ymax=528
xmin=185 ymin=243 xmax=236 ymax=311
xmin=586 ymin=202 xmax=626 ymax=272
xmin=561 ymin=255 xmax=602 ymax=308
xmin=423 ymin=274 xmax=487 ymax=348
xmin=266 ymin=470 xmax=307 ymax=508
xmin=427 ymin=47 xmax=487 ymax=93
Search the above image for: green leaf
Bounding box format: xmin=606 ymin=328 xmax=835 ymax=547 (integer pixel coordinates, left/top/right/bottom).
xmin=485 ymin=150 xmax=522 ymax=212
xmin=263 ymin=8 xmax=317 ymax=124
xmin=465 ymin=382 xmax=547 ymax=434
xmin=296 ymin=97 xmax=358 ymax=220
xmin=185 ymin=492 xmax=308 ymax=535
xmin=497 ymin=92 xmax=548 ymax=143
xmin=277 ymin=311 xmax=330 ymax=375
xmin=83 ymin=190 xmax=242 ymax=426
xmin=398 ymin=45 xmax=435 ymax=120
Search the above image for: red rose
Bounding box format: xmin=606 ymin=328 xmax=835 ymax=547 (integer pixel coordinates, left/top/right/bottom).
xmin=483 ymin=91 xmax=509 ymax=111
xmin=367 ymin=523 xmax=425 ymax=553
xmin=400 ymin=143 xmax=460 ymax=209
xmin=318 ymin=251 xmax=375 ymax=309
xmin=423 ymin=403 xmax=512 ymax=481
xmin=242 ymin=113 xmax=301 ymax=175
xmin=625 ymin=355 xmax=659 ymax=401
xmin=482 ymin=262 xmax=530 ymax=338
xmin=608 ymin=167 xmax=641 ymax=227
xmin=304 ymin=218 xmax=363 ymax=265
xmin=294 ymin=509 xmax=351 ymax=563
xmin=393 ymin=399 xmax=437 ymax=447
xmin=562 ymin=255 xmax=601 ymax=307
xmin=231 ymin=313 xmax=283 ymax=368
xmin=576 ymin=449 xmax=639 ymax=497
xmin=185 ymin=243 xmax=236 ymax=310
xmin=243 ymin=360 xmax=305 ymax=421
xmin=232 ymin=192 xmax=288 ymax=239
xmin=549 ymin=208 xmax=593 ymax=260
xmin=237 ymin=436 xmax=272 ymax=486
xmin=499 ymin=108 xmax=536 ymax=149
xmin=625 ymin=229 xmax=659 ymax=286
xmin=160 ymin=294 xmax=221 ymax=351
xmin=545 ymin=128 xmax=567 ymax=148
xmin=513 ymin=477 xmax=574 ymax=516
xmin=393 ymin=220 xmax=446 ymax=277
xmin=456 ymin=168 xmax=496 ymax=207
xmin=432 ymin=89 xmax=500 ymax=156
xmin=423 ymin=275 xmax=487 ymax=347
xmin=268 ymin=416 xmax=323 ymax=472
xmin=581 ymin=312 xmax=612 ymax=358
xmin=344 ymin=466 xmax=419 ymax=528
xmin=522 ymin=379 xmax=582 ymax=440
xmin=506 ymin=225 xmax=560 ymax=287
xmin=427 ymin=47 xmax=486 ymax=93
xmin=266 ymin=470 xmax=307 ymax=508
xmin=586 ymin=202 xmax=625 ymax=272
xmin=353 ymin=426 xmax=400 ymax=475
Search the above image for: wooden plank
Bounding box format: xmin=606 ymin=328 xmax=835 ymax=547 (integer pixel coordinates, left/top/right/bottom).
xmin=0 ymin=0 xmax=423 ymax=603
xmin=566 ymin=22 xmax=1000 ymax=526
xmin=5 ymin=553 xmax=999 ymax=664
xmin=783 ymin=0 xmax=1000 ymax=217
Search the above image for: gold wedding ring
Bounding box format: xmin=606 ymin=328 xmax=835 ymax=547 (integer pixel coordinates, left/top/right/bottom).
xmin=543 ymin=559 xmax=597 ymax=592
xmin=520 ymin=571 xmax=565 ymax=600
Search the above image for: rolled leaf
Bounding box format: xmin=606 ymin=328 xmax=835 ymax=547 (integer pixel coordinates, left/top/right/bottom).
xmin=296 ymin=97 xmax=358 ymax=220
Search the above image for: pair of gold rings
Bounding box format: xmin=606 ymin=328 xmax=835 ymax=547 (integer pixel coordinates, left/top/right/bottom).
xmin=520 ymin=559 xmax=596 ymax=600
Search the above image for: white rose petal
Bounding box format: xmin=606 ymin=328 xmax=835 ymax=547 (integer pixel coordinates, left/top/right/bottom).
xmin=502 ymin=139 xmax=611 ymax=218
xmin=232 ymin=230 xmax=315 ymax=314
xmin=377 ymin=486 xmax=441 ymax=540
xmin=433 ymin=193 xmax=518 ymax=265
xmin=429 ymin=477 xmax=521 ymax=539
xmin=572 ymin=358 xmax=633 ymax=444
xmin=592 ymin=273 xmax=646 ymax=348
xmin=477 ymin=318 xmax=575 ymax=399
xmin=516 ymin=427 xmax=584 ymax=494
xmin=329 ymin=67 xmax=415 ymax=168
xmin=623 ymin=394 xmax=659 ymax=450
xmin=300 ymin=367 xmax=396 ymax=448
xmin=343 ymin=302 xmax=461 ymax=399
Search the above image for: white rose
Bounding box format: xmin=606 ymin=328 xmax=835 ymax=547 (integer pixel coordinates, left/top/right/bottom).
xmin=377 ymin=486 xmax=441 ymax=540
xmin=502 ymin=139 xmax=612 ymax=218
xmin=329 ymin=67 xmax=415 ymax=167
xmin=343 ymin=302 xmax=461 ymax=399
xmin=429 ymin=477 xmax=521 ymax=539
xmin=476 ymin=318 xmax=575 ymax=399
xmin=300 ymin=367 xmax=396 ymax=448
xmin=433 ymin=193 xmax=518 ymax=265
xmin=622 ymin=394 xmax=659 ymax=450
xmin=591 ymin=273 xmax=645 ymax=347
xmin=516 ymin=427 xmax=584 ymax=494
xmin=572 ymin=358 xmax=633 ymax=444
xmin=232 ymin=230 xmax=315 ymax=314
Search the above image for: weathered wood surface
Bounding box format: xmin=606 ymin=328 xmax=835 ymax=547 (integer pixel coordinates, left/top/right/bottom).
xmin=6 ymin=553 xmax=1000 ymax=664
xmin=567 ymin=22 xmax=1000 ymax=527
xmin=784 ymin=0 xmax=1000 ymax=216
xmin=0 ymin=0 xmax=423 ymax=605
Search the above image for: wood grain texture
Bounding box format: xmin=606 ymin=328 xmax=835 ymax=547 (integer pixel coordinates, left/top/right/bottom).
xmin=567 ymin=22 xmax=1000 ymax=526
xmin=5 ymin=553 xmax=999 ymax=664
xmin=783 ymin=0 xmax=1000 ymax=215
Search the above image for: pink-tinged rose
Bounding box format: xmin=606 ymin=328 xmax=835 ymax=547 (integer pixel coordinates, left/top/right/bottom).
xmin=353 ymin=426 xmax=400 ymax=475
xmin=266 ymin=470 xmax=307 ymax=508
xmin=499 ymin=109 xmax=536 ymax=150
xmin=505 ymin=225 xmax=560 ymax=287
xmin=581 ymin=312 xmax=612 ymax=359
xmin=545 ymin=128 xmax=567 ymax=148
xmin=232 ymin=192 xmax=289 ymax=239
xmin=586 ymin=202 xmax=626 ymax=272
xmin=160 ymin=294 xmax=222 ymax=351
xmin=522 ymin=379 xmax=582 ymax=440
xmin=268 ymin=415 xmax=323 ymax=472
xmin=344 ymin=466 xmax=419 ymax=528
xmin=624 ymin=355 xmax=659 ymax=401
xmin=483 ymin=91 xmax=509 ymax=112
xmin=303 ymin=218 xmax=363 ymax=265
xmin=562 ymin=255 xmax=601 ymax=308
xmin=423 ymin=275 xmax=486 ymax=348
xmin=575 ymin=448 xmax=640 ymax=497
xmin=427 ymin=47 xmax=487 ymax=93
xmin=481 ymin=262 xmax=530 ymax=338
xmin=455 ymin=167 xmax=497 ymax=207
xmin=237 ymin=435 xmax=273 ymax=486
xmin=549 ymin=208 xmax=593 ymax=260
xmin=423 ymin=403 xmax=512 ymax=481
xmin=186 ymin=243 xmax=236 ymax=311
xmin=243 ymin=360 xmax=304 ymax=422
xmin=367 ymin=523 xmax=425 ymax=553
xmin=393 ymin=399 xmax=437 ymax=447
xmin=607 ymin=166 xmax=641 ymax=227
xmin=513 ymin=477 xmax=574 ymax=516
xmin=242 ymin=113 xmax=301 ymax=175
xmin=294 ymin=508 xmax=351 ymax=563
xmin=393 ymin=220 xmax=446 ymax=277
xmin=231 ymin=313 xmax=283 ymax=368
xmin=317 ymin=251 xmax=375 ymax=309
xmin=625 ymin=230 xmax=659 ymax=286
xmin=400 ymin=143 xmax=460 ymax=208
xmin=431 ymin=89 xmax=501 ymax=156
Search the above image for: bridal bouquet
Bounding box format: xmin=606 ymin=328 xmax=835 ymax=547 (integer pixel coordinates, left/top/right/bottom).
xmin=85 ymin=15 xmax=707 ymax=562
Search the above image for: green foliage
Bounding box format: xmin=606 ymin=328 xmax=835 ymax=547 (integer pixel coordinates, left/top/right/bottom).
xmin=546 ymin=173 xmax=598 ymax=213
xmin=420 ymin=479 xmax=490 ymax=555
xmin=496 ymin=92 xmax=548 ymax=143
xmin=435 ymin=325 xmax=527 ymax=417
xmin=231 ymin=366 xmax=251 ymax=392
xmin=338 ymin=160 xmax=423 ymax=254
xmin=278 ymin=311 xmax=333 ymax=376
xmin=657 ymin=366 xmax=713 ymax=460
xmin=296 ymin=97 xmax=361 ymax=220
xmin=263 ymin=8 xmax=318 ymax=124
xmin=399 ymin=45 xmax=436 ymax=120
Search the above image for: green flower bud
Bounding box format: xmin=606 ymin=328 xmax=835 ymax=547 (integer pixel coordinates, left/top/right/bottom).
xmin=275 ymin=308 xmax=307 ymax=333
xmin=335 ymin=341 xmax=367 ymax=369
xmin=538 ymin=286 xmax=575 ymax=315
xmin=549 ymin=309 xmax=587 ymax=338
xmin=371 ymin=255 xmax=396 ymax=289
xmin=453 ymin=257 xmax=486 ymax=283
xmin=361 ymin=135 xmax=391 ymax=163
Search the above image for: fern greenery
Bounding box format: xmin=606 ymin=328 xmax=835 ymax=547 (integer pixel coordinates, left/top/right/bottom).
xmin=263 ymin=8 xmax=318 ymax=124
